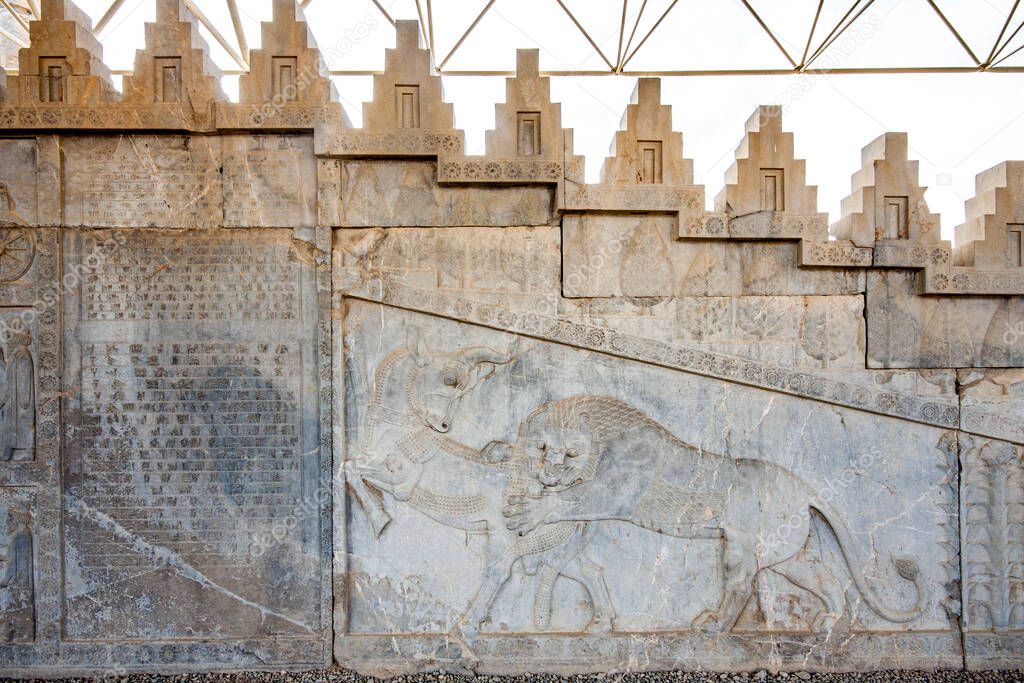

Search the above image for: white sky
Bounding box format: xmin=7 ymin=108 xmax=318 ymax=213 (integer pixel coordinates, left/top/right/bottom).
xmin=4 ymin=0 xmax=1024 ymax=238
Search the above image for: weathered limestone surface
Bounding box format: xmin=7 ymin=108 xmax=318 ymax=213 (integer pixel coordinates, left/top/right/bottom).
xmin=0 ymin=2 xmax=1023 ymax=677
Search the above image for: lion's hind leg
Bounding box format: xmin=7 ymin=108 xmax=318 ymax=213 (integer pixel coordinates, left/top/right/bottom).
xmin=692 ymin=529 xmax=759 ymax=633
xmin=561 ymin=551 xmax=615 ymax=633
xmin=769 ymin=554 xmax=847 ymax=632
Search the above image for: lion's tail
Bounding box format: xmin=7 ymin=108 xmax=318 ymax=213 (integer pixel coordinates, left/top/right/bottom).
xmin=810 ymin=498 xmax=928 ymax=623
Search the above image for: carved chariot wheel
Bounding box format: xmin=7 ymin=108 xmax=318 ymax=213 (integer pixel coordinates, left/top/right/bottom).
xmin=0 ymin=228 xmax=35 ymax=283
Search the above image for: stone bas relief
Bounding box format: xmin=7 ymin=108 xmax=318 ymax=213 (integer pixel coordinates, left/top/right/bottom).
xmin=0 ymin=330 xmax=35 ymax=463
xmin=339 ymin=303 xmax=960 ymax=673
xmin=0 ymin=3 xmax=1023 ymax=676
xmin=0 ymin=489 xmax=34 ymax=644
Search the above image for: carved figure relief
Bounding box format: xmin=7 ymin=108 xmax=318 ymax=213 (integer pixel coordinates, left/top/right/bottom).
xmin=0 ymin=331 xmax=34 ymax=462
xmin=0 ymin=497 xmax=34 ymax=643
xmin=346 ymin=331 xmax=616 ymax=637
xmin=349 ymin=325 xmax=935 ymax=640
xmin=500 ymin=396 xmax=927 ymax=633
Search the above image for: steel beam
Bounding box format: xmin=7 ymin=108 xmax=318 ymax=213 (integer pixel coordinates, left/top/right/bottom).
xmin=437 ymin=0 xmax=497 ymax=71
xmin=94 ymin=0 xmax=128 ymax=35
xmin=182 ymin=0 xmax=248 ymax=69
xmin=0 ymin=0 xmax=29 ymax=33
xmin=739 ymin=0 xmax=796 ymax=68
xmin=987 ymin=0 xmax=1019 ymax=65
xmin=620 ymin=0 xmax=679 ymax=71
xmin=226 ymin=0 xmax=248 ymax=64
xmin=805 ymin=0 xmax=876 ymax=68
xmin=615 ymin=0 xmax=628 ymax=72
xmin=0 ymin=21 xmax=28 ymax=48
xmin=924 ymin=0 xmax=981 ymax=66
xmin=800 ymin=0 xmax=825 ymax=68
xmin=369 ymin=0 xmax=395 ymax=27
xmin=992 ymin=15 xmax=1024 ymax=63
xmin=554 ymin=0 xmax=615 ymax=71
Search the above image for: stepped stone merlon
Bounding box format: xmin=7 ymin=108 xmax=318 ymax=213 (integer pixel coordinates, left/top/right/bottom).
xmin=120 ymin=0 xmax=226 ymax=106
xmin=599 ymin=78 xmax=693 ymax=186
xmin=238 ymin=0 xmax=337 ymax=105
xmin=484 ymin=49 xmax=565 ymax=160
xmin=715 ymin=105 xmax=820 ymax=216
xmin=955 ymin=161 xmax=1024 ymax=269
xmin=15 ymin=0 xmax=116 ymax=105
xmin=361 ymin=20 xmax=455 ymax=132
xmin=830 ymin=132 xmax=940 ymax=247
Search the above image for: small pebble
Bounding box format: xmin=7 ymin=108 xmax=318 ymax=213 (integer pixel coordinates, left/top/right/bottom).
xmin=5 ymin=669 xmax=1022 ymax=683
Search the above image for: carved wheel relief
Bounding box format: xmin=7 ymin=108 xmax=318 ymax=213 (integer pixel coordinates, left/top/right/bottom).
xmin=0 ymin=230 xmax=34 ymax=284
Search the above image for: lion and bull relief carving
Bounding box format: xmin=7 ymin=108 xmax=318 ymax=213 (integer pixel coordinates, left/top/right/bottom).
xmin=344 ymin=318 xmax=941 ymax=640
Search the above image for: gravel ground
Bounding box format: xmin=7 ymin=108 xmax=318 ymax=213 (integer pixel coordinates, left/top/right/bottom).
xmin=5 ymin=670 xmax=1023 ymax=683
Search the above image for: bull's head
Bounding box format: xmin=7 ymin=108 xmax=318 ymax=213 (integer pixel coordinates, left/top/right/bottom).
xmin=406 ymin=327 xmax=518 ymax=433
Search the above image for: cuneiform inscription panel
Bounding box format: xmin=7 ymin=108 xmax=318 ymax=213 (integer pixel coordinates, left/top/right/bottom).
xmin=222 ymin=135 xmax=317 ymax=228
xmin=81 ymin=235 xmax=298 ymax=322
xmin=76 ymin=341 xmax=301 ymax=569
xmin=63 ymin=136 xmax=222 ymax=228
xmin=61 ymin=229 xmax=329 ymax=666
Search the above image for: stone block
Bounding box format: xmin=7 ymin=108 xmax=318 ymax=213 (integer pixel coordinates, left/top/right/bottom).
xmin=62 ymin=135 xmax=222 ymax=228
xmin=866 ymin=271 xmax=1024 ymax=368
xmin=337 ymin=161 xmax=554 ymax=227
xmin=49 ymin=229 xmax=331 ymax=672
xmin=222 ymin=134 xmax=317 ymax=228
xmin=563 ymin=214 xmax=864 ymax=299
xmin=335 ymin=300 xmax=960 ymax=675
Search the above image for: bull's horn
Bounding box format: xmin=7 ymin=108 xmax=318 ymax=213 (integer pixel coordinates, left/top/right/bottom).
xmin=459 ymin=337 xmax=519 ymax=366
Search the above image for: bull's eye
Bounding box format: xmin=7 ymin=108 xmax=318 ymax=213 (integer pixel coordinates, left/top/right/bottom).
xmin=566 ymin=448 xmax=580 ymax=459
xmin=443 ymin=372 xmax=459 ymax=388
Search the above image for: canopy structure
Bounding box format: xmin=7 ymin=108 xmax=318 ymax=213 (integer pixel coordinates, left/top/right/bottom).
xmin=2 ymin=0 xmax=1024 ymax=76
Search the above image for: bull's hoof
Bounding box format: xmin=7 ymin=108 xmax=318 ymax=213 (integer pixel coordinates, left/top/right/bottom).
xmin=453 ymin=618 xmax=482 ymax=640
xmin=586 ymin=609 xmax=615 ymax=633
xmin=691 ymin=609 xmax=725 ymax=633
xmin=811 ymin=611 xmax=840 ymax=633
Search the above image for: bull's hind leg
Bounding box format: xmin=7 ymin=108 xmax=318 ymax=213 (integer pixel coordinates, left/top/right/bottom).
xmin=692 ymin=530 xmax=758 ymax=633
xmin=458 ymin=554 xmax=514 ymax=639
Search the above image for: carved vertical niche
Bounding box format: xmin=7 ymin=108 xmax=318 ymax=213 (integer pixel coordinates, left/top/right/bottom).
xmin=598 ymin=78 xmax=692 ymax=187
xmin=1009 ymin=225 xmax=1023 ymax=267
xmin=483 ymin=49 xmax=567 ymax=161
xmin=955 ymin=161 xmax=1024 ymax=271
xmin=6 ymin=0 xmax=117 ymax=107
xmin=361 ymin=21 xmax=454 ymax=133
xmin=225 ymin=0 xmax=346 ymax=131
xmin=831 ymin=132 xmax=940 ymax=248
xmin=119 ymin=0 xmax=226 ymax=124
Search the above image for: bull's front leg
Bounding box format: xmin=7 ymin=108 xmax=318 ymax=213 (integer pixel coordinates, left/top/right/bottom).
xmin=344 ymin=460 xmax=393 ymax=537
